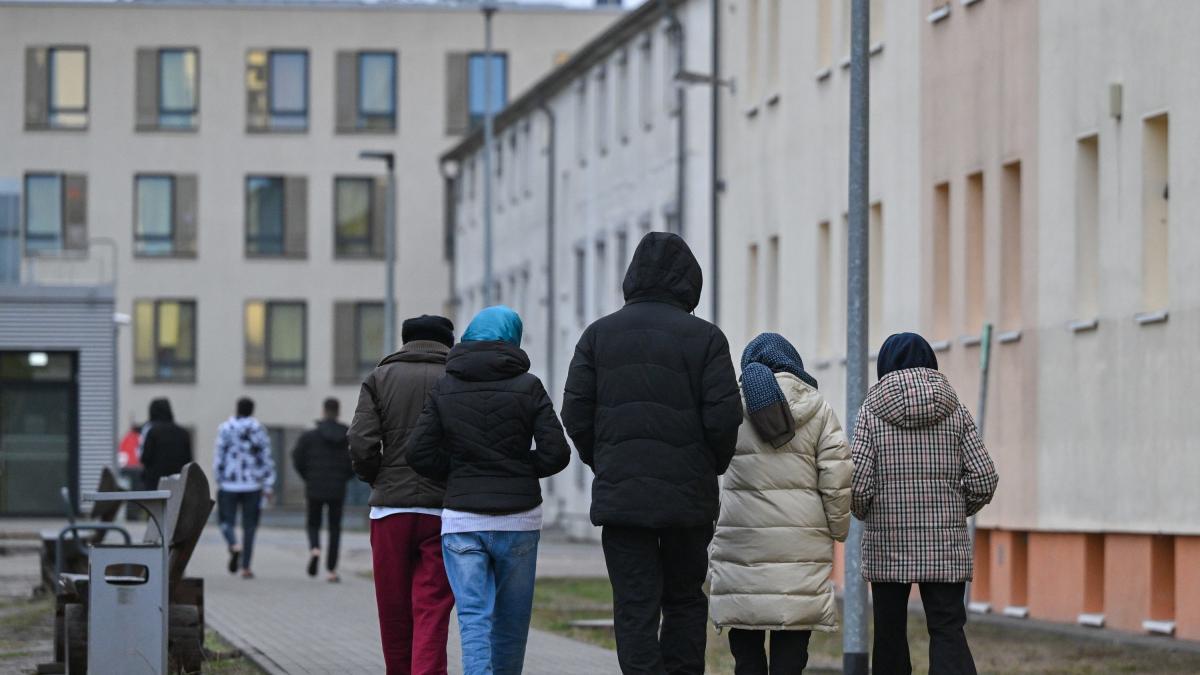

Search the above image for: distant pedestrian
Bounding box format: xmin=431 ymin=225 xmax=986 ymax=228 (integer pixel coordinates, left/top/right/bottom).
xmin=349 ymin=315 xmax=457 ymax=675
xmin=139 ymin=398 xmax=192 ymax=489
xmin=214 ymin=397 xmax=275 ymax=579
xmin=562 ymin=232 xmax=743 ymax=675
xmin=292 ymin=397 xmax=353 ymax=582
xmin=409 ymin=306 xmax=571 ymax=675
xmin=709 ymin=333 xmax=852 ymax=675
xmin=851 ymin=333 xmax=999 ymax=675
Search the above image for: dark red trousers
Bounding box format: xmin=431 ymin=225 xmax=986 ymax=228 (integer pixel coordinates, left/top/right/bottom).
xmin=370 ymin=513 xmax=455 ymax=675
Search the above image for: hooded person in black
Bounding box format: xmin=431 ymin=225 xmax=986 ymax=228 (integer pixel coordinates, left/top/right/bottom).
xmin=562 ymin=232 xmax=743 ymax=675
xmin=292 ymin=397 xmax=353 ymax=581
xmin=139 ymin=398 xmax=192 ymax=490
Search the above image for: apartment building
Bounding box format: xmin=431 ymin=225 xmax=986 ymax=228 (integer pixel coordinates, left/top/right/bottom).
xmin=0 ymin=0 xmax=621 ymax=512
xmin=442 ymin=0 xmax=713 ymax=539
xmin=721 ymin=0 xmax=1199 ymax=641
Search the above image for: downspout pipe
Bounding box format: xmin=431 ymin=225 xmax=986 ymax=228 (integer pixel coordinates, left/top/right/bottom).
xmin=538 ymin=102 xmax=558 ymax=396
xmin=710 ymin=0 xmax=720 ymax=323
xmin=658 ymin=0 xmax=686 ymax=245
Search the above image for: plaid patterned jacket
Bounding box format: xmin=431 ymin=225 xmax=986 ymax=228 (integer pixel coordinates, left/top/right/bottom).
xmin=850 ymin=368 xmax=998 ymax=583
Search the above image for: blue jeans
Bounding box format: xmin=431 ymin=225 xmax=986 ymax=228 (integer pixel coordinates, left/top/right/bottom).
xmin=442 ymin=530 xmax=540 ymax=675
xmin=217 ymin=490 xmax=261 ymax=570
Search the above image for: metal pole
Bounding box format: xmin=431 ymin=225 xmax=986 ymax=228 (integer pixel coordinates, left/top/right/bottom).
xmin=965 ymin=322 xmax=994 ymax=609
xmin=843 ymin=0 xmax=870 ymax=672
xmin=384 ymin=162 xmax=397 ymax=355
xmin=482 ymin=2 xmax=497 ymax=306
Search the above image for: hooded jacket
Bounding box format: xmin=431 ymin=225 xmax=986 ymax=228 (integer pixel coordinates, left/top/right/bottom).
xmin=348 ymin=340 xmax=450 ymax=508
xmin=709 ymin=373 xmax=851 ymax=632
xmin=140 ymin=399 xmax=192 ymax=489
xmin=562 ymin=232 xmax=743 ymax=528
xmin=213 ymin=415 xmax=276 ymax=493
xmin=407 ymin=340 xmax=570 ymax=514
xmin=292 ymin=419 xmax=354 ymax=502
xmin=850 ymin=368 xmax=999 ymax=583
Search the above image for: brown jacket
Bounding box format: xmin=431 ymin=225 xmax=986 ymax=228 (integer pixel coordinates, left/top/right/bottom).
xmin=349 ymin=340 xmax=449 ymax=508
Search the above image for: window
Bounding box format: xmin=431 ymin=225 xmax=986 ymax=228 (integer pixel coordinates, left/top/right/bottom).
xmin=336 ymin=50 xmax=397 ymax=133
xmin=663 ymin=202 xmax=681 ymax=235
xmin=817 ymin=0 xmax=833 ymax=72
xmin=616 ymin=50 xmax=631 ymax=143
xmin=965 ymin=172 xmax=985 ymax=332
xmin=245 ymin=301 xmax=306 ymax=384
xmin=25 ymin=47 xmax=88 ymax=130
xmin=522 ymin=121 xmax=534 ymax=198
xmin=333 ymin=301 xmax=384 ymax=384
xmin=576 ymin=82 xmax=588 ymax=167
xmin=869 ymin=204 xmax=883 ymax=346
xmin=638 ymin=34 xmax=654 ymax=131
xmin=335 ymin=177 xmax=386 ymax=259
xmin=615 ymin=228 xmax=629 ymax=299
xmin=1142 ymin=113 xmax=1169 ymax=311
xmin=469 ymin=52 xmax=507 ymax=130
xmin=1000 ymin=162 xmax=1022 ymax=328
xmin=663 ymin=24 xmax=681 ymax=116
xmin=594 ymin=238 xmax=609 ymax=317
xmin=766 ymin=235 xmax=780 ymax=330
xmin=932 ymin=183 xmax=952 ymax=337
xmin=134 ymin=174 xmax=197 ymax=257
xmin=133 ymin=299 xmax=196 ymax=382
xmin=246 ymin=49 xmax=308 ymax=132
xmin=817 ymin=221 xmax=832 ymax=355
xmin=596 ymin=67 xmax=609 ymax=157
xmin=508 ymin=133 xmax=519 ymax=204
xmin=574 ymin=245 xmax=587 ymax=326
xmin=246 ymin=176 xmax=307 ymax=257
xmin=745 ymin=0 xmax=761 ymax=102
xmin=136 ymin=48 xmax=199 ymax=130
xmin=1075 ymin=136 xmax=1100 ymax=319
xmin=870 ymin=0 xmax=884 ymax=47
xmin=747 ymin=243 xmax=760 ymax=334
xmin=23 ymin=173 xmax=86 ymax=255
xmin=765 ymin=0 xmax=781 ymax=92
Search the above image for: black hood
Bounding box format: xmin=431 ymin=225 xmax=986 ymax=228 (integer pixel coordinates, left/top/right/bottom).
xmin=148 ymin=398 xmax=174 ymax=424
xmin=379 ymin=340 xmax=450 ymax=367
xmin=316 ymin=419 xmax=348 ymax=444
xmin=622 ymin=232 xmax=703 ymax=312
xmin=446 ymin=341 xmax=531 ymax=382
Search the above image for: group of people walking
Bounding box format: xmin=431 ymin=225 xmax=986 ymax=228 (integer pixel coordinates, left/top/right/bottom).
xmin=349 ymin=231 xmax=999 ymax=675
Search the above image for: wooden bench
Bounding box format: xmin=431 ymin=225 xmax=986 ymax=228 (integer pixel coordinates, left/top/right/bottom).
xmin=38 ymin=466 xmax=125 ymax=593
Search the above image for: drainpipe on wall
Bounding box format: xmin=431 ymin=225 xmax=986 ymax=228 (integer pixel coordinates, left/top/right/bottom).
xmin=658 ymin=0 xmax=687 ymax=244
xmin=538 ymin=102 xmax=558 ymax=396
xmin=709 ymin=0 xmax=721 ymax=323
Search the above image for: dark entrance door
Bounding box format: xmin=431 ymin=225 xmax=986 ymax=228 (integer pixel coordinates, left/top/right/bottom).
xmin=0 ymin=351 xmax=77 ymax=515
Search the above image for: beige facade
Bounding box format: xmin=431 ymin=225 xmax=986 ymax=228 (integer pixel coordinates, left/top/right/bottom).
xmin=0 ymin=1 xmax=620 ymax=505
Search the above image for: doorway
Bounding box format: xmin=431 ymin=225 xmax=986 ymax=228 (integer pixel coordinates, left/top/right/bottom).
xmin=0 ymin=351 xmax=78 ymax=515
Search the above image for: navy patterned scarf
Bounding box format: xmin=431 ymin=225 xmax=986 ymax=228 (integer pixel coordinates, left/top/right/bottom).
xmin=741 ymin=333 xmax=818 ymax=448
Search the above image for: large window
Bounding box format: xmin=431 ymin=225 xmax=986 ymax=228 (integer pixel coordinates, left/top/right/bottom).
xmin=638 ymin=34 xmax=654 ymax=131
xmin=468 ymin=52 xmax=507 ymax=130
xmin=335 ymin=177 xmax=382 ymax=258
xmin=336 ymin=50 xmax=396 ymax=133
xmin=1075 ymin=136 xmax=1100 ymax=320
xmin=1142 ymin=113 xmax=1169 ymax=312
xmin=25 ymin=46 xmax=88 ymax=130
xmin=246 ymin=176 xmax=306 ymax=257
xmin=333 ymin=301 xmax=385 ymax=384
xmin=24 ymin=173 xmax=86 ymax=255
xmin=246 ymin=49 xmax=308 ymax=132
xmin=134 ymin=299 xmax=196 ymax=382
xmin=135 ymin=174 xmax=197 ymax=257
xmin=245 ymin=301 xmax=306 ymax=384
xmin=137 ymin=48 xmax=198 ymax=130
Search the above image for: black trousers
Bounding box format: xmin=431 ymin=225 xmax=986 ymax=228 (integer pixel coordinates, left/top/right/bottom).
xmin=728 ymin=629 xmax=811 ymax=675
xmin=305 ymin=498 xmax=345 ymax=572
xmin=602 ymin=524 xmax=714 ymax=675
xmin=871 ymin=582 xmax=977 ymax=675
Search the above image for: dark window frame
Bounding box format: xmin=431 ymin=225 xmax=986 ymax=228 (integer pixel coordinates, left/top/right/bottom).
xmin=244 ymin=175 xmax=288 ymax=257
xmin=157 ymin=47 xmax=200 ymax=122
xmin=23 ymin=172 xmax=64 ymax=254
xmin=47 ymin=46 xmax=89 ymax=127
xmin=467 ymin=51 xmax=509 ymax=130
xmin=333 ymin=176 xmax=376 ymax=259
xmin=267 ymin=49 xmax=309 ymax=123
xmin=356 ymin=50 xmax=397 ymax=125
xmin=133 ymin=173 xmax=177 ymax=257
xmin=246 ymin=300 xmax=308 ymax=385
xmin=134 ymin=298 xmax=197 ymax=384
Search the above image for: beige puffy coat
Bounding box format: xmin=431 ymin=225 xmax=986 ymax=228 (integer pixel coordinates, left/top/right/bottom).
xmin=709 ymin=373 xmax=852 ymax=632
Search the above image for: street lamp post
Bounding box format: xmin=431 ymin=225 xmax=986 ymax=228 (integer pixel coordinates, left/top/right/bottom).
xmin=482 ymin=1 xmax=497 ymax=306
xmin=359 ymin=150 xmax=396 ymax=355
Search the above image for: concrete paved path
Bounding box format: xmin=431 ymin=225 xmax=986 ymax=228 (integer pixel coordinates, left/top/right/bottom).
xmin=194 ymin=526 xmax=619 ymax=675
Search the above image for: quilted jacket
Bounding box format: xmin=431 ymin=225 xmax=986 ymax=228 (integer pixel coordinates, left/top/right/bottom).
xmin=562 ymin=232 xmax=743 ymax=528
xmin=850 ymin=368 xmax=999 ymax=583
xmin=709 ymin=373 xmax=852 ymax=632
xmin=407 ymin=340 xmax=570 ymax=514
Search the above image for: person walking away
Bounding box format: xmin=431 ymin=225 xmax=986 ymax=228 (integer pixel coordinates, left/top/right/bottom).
xmin=562 ymin=232 xmax=743 ymax=675
xmin=709 ymin=333 xmax=852 ymax=675
xmin=139 ymin=398 xmax=192 ymax=489
xmin=851 ymin=333 xmax=999 ymax=675
xmin=349 ymin=315 xmax=458 ymax=675
xmin=408 ymin=306 xmax=571 ymax=675
xmin=214 ymin=397 xmax=276 ymax=579
xmin=292 ymin=397 xmax=353 ymax=582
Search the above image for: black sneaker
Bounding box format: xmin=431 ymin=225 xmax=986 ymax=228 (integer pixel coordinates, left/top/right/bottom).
xmin=227 ymin=548 xmax=240 ymax=574
xmin=307 ymin=554 xmax=319 ymax=578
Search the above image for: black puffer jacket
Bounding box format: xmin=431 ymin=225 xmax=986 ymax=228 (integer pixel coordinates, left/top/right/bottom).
xmin=140 ymin=398 xmax=193 ymax=490
xmin=292 ymin=420 xmax=354 ymax=502
xmin=562 ymin=232 xmax=743 ymax=528
xmin=408 ymin=341 xmax=570 ymax=514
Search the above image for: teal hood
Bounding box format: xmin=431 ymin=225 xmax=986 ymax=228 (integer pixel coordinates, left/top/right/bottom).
xmin=461 ymin=305 xmax=523 ymax=347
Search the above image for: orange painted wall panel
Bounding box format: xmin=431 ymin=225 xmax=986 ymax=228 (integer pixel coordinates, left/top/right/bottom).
xmin=1104 ymin=534 xmax=1155 ymax=632
xmin=989 ymin=530 xmax=1029 ymax=608
xmin=1028 ymin=532 xmax=1088 ymax=622
xmin=1177 ymin=537 xmax=1200 ymax=641
xmin=972 ymin=529 xmax=992 ymax=603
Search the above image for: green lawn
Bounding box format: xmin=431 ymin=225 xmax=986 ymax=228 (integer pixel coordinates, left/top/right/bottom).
xmin=531 ymin=577 xmax=1200 ymax=675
